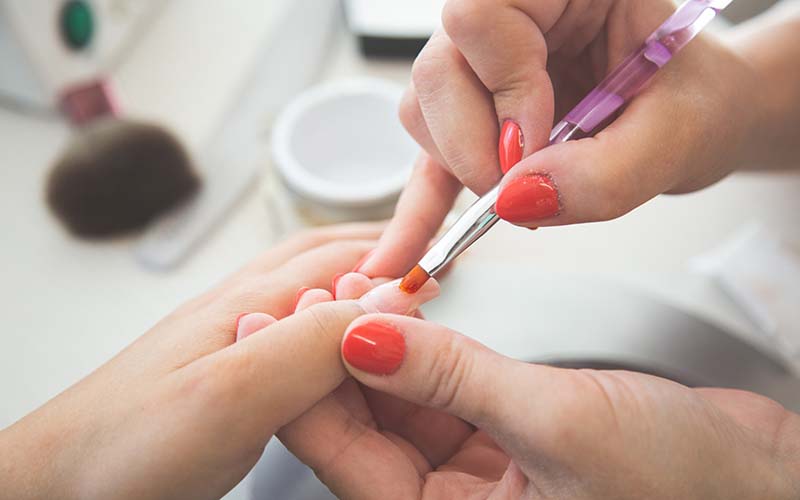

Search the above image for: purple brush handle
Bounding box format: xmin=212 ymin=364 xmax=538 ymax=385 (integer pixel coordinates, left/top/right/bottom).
xmin=414 ymin=0 xmax=732 ymax=277
xmin=549 ymin=0 xmax=731 ymax=144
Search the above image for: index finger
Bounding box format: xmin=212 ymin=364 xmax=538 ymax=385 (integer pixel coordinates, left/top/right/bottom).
xmin=359 ymin=153 xmax=462 ymax=278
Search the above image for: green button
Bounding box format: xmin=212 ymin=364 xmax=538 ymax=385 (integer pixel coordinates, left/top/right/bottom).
xmin=61 ymin=0 xmax=94 ymax=50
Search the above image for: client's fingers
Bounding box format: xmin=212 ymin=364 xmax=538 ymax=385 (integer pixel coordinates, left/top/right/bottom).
xmin=188 ymin=301 xmax=365 ymax=438
xmin=359 ymin=153 xmax=461 ymax=278
xmin=333 ymin=272 xmax=374 ymax=301
xmin=361 ymin=387 xmax=475 ymax=468
xmin=294 ymin=288 xmax=334 ymax=312
xmin=229 ymin=223 xmax=384 ymax=280
xmin=235 ymin=313 xmax=277 ymax=341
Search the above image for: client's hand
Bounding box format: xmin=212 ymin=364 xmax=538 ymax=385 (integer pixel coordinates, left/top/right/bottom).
xmin=0 ymin=224 xmax=402 ymax=500
xmin=290 ymin=312 xmax=800 ymax=499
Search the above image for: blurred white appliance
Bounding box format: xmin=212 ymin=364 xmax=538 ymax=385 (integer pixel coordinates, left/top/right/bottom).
xmin=136 ymin=0 xmax=342 ymax=270
xmin=344 ymin=0 xmax=445 ymax=57
xmin=0 ymin=0 xmax=161 ymax=113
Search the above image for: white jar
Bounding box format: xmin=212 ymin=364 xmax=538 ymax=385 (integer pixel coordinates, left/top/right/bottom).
xmin=271 ymin=78 xmax=417 ymax=224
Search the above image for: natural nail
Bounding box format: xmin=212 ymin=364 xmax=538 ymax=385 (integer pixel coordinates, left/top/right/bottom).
xmin=358 ymin=278 xmax=440 ymax=315
xmin=495 ymin=174 xmax=559 ymax=223
xmin=235 ymin=312 xmax=277 ymax=341
xmin=352 ymin=249 xmax=377 ymax=274
xmin=331 ymin=273 xmax=345 ymax=299
xmin=342 ymin=322 xmax=405 ymax=375
xmin=499 ymin=120 xmax=524 ymax=175
xmin=293 ymin=287 xmax=311 ymax=311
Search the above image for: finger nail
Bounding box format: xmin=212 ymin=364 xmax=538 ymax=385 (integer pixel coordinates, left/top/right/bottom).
xmin=335 ymin=272 xmax=374 ymax=301
xmin=499 ymin=120 xmax=524 ymax=175
xmin=495 ymin=174 xmax=559 ymax=223
xmin=295 ymin=288 xmax=335 ymax=312
xmin=293 ymin=287 xmax=311 ymax=311
xmin=358 ymin=278 xmax=440 ymax=315
xmin=342 ymin=322 xmax=405 ymax=375
xmin=236 ymin=312 xmax=277 ymax=341
xmin=331 ymin=273 xmax=345 ymax=299
xmin=235 ymin=313 xmax=249 ymax=330
xmin=352 ymin=249 xmax=377 ymax=275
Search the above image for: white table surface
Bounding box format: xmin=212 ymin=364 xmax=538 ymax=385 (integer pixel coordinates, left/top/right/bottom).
xmin=1 ymin=1 xmax=799 ymax=499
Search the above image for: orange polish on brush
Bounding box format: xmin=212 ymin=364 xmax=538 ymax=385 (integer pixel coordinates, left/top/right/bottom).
xmin=399 ymin=264 xmax=431 ymax=294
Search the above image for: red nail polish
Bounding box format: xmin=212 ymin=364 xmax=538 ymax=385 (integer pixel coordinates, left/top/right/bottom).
xmin=293 ymin=287 xmax=311 ymax=310
xmin=331 ymin=273 xmax=345 ymax=299
xmin=495 ymin=174 xmax=559 ymax=223
xmin=499 ymin=120 xmax=524 ymax=175
xmin=342 ymin=323 xmax=405 ymax=375
xmin=352 ymin=249 xmax=376 ymax=274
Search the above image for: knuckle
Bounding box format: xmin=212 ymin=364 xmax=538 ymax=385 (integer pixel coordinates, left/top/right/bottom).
xmin=422 ymin=334 xmax=475 ymax=412
xmin=411 ymin=36 xmax=462 ymax=98
xmin=299 ymin=302 xmax=356 ymax=346
xmin=410 ymin=52 xmax=441 ymax=95
xmin=441 ymin=0 xmax=490 ymax=43
xmin=398 ymin=88 xmax=424 ymax=138
xmin=284 ymin=226 xmax=330 ymax=249
xmin=182 ymin=356 xmax=248 ymax=408
xmin=314 ymin=239 xmax=366 ymax=261
xmin=539 ymin=369 xmax=624 ymax=458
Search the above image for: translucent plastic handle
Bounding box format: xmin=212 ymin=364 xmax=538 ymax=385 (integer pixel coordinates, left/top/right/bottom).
xmin=550 ymin=0 xmax=731 ymax=143
xmin=418 ymin=0 xmax=732 ymax=277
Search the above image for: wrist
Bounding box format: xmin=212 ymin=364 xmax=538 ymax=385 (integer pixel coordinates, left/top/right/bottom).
xmin=0 ymin=412 xmax=81 ymax=500
xmin=0 ymin=425 xmax=50 ymax=499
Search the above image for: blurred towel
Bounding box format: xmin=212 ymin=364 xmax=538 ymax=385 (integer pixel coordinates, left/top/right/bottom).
xmin=692 ymin=224 xmax=800 ymax=374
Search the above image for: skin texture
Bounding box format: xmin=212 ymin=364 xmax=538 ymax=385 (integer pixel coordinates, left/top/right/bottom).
xmin=355 ymin=0 xmax=800 ymax=279
xmin=0 ymin=223 xmax=797 ymax=498
xmin=280 ymin=280 xmax=800 ymax=500
xmin=0 ymin=224 xmax=388 ymax=500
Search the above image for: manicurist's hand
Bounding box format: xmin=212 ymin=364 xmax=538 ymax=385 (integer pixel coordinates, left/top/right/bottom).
xmin=293 ymin=313 xmax=800 ymax=499
xmin=0 ymin=224 xmax=436 ymax=500
xmin=355 ymin=0 xmax=800 ymax=278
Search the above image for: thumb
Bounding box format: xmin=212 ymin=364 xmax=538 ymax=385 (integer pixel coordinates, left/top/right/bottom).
xmin=339 ymin=314 xmax=574 ymax=454
xmin=493 ymin=39 xmax=731 ymax=229
xmin=192 ymin=278 xmax=441 ymax=437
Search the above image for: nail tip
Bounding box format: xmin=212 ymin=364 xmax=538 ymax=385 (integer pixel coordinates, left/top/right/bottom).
xmin=293 ymin=286 xmax=311 ymax=310
xmin=352 ymin=248 xmax=377 ymax=274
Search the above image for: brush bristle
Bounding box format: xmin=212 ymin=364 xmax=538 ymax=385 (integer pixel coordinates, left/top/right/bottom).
xmin=46 ymin=118 xmax=201 ymax=237
xmin=399 ymin=265 xmax=430 ymax=294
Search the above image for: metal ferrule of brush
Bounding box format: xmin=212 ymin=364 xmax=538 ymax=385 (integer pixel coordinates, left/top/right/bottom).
xmin=418 ymin=185 xmax=501 ymax=277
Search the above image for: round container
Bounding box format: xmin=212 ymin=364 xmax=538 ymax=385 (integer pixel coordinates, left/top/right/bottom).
xmin=271 ymin=78 xmax=417 ymax=223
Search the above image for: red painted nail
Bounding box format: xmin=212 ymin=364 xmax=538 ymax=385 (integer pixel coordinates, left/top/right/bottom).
xmin=495 ymin=174 xmax=559 ymax=223
xmin=293 ymin=287 xmax=311 ymax=310
xmin=352 ymin=249 xmax=376 ymax=274
xmin=342 ymin=322 xmax=405 ymax=375
xmin=331 ymin=273 xmax=345 ymax=299
xmin=499 ymin=120 xmax=524 ymax=175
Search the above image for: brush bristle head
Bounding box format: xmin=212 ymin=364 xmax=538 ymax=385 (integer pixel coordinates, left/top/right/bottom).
xmin=399 ymin=265 xmax=430 ymax=294
xmin=46 ymin=118 xmax=201 ymax=237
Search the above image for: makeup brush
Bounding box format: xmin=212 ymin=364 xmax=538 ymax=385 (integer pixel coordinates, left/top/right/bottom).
xmin=47 ymin=118 xmax=201 ymax=237
xmin=399 ymin=0 xmax=732 ymax=293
